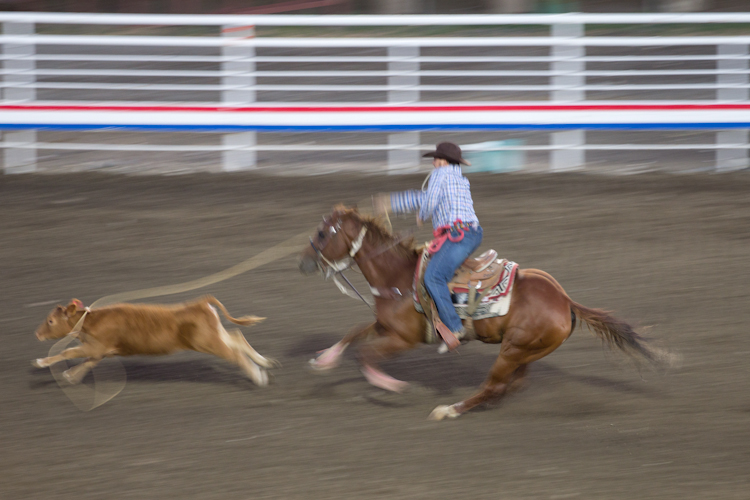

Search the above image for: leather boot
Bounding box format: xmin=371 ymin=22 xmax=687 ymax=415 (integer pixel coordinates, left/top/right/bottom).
xmin=437 ymin=326 xmax=470 ymax=354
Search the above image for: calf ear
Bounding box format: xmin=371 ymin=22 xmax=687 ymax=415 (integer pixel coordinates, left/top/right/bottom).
xmin=65 ymin=299 xmax=84 ymax=317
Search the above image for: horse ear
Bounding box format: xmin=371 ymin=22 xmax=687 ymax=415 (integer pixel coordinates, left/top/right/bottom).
xmin=332 ymin=203 xmax=349 ymax=215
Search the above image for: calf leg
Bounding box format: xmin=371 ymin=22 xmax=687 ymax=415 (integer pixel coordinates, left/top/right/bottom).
xmin=227 ymin=329 xmax=279 ymax=369
xmin=33 ymin=345 xmax=91 ymax=368
xmin=234 ymin=351 xmax=269 ymax=387
xmin=191 ymin=324 xmax=269 ymax=387
xmin=62 ymin=357 xmax=102 ymax=384
xmin=34 ymin=343 xmax=115 ymax=385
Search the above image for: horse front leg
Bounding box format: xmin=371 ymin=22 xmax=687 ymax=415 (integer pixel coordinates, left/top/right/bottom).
xmin=309 ymin=322 xmax=377 ymax=371
xmin=358 ymin=332 xmax=415 ymax=393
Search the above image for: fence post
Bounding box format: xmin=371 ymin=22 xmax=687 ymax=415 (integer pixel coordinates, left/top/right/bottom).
xmin=221 ymin=25 xmax=256 ymax=171
xmin=387 ymin=45 xmax=420 ymax=173
xmin=550 ymin=22 xmax=585 ymax=172
xmin=2 ymin=20 xmax=36 ymax=174
xmin=716 ymin=44 xmax=749 ymax=172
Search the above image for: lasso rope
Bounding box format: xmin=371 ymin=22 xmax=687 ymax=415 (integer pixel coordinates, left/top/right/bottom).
xmin=49 ymin=230 xmax=312 ymax=411
xmin=49 ymin=196 xmax=396 ymax=411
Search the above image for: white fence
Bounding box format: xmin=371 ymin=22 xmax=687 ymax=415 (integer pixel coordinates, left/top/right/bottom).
xmin=1 ymin=12 xmax=749 ymax=174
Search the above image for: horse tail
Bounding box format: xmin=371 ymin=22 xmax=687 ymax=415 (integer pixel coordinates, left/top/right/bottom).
xmin=521 ymin=269 xmax=675 ymax=369
xmin=570 ymin=301 xmax=673 ymax=369
xmin=203 ymin=295 xmax=266 ymax=326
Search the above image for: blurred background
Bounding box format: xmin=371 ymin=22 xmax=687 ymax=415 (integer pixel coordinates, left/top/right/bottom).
xmin=3 ymin=5 xmax=749 ymax=175
xmin=2 ymin=2 xmax=750 ymax=500
xmin=3 ymin=0 xmax=750 ymax=14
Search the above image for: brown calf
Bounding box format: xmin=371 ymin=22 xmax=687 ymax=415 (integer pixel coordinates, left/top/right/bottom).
xmin=33 ymin=295 xmax=278 ymax=387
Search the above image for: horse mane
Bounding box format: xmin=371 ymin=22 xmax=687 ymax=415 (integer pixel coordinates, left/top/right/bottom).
xmin=334 ymin=205 xmax=420 ymax=259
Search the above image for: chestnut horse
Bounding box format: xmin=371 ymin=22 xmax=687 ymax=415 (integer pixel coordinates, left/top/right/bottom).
xmin=298 ymin=206 xmax=666 ymax=420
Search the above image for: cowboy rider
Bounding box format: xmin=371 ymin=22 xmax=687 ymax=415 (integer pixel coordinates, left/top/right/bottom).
xmin=374 ymin=141 xmax=483 ymax=351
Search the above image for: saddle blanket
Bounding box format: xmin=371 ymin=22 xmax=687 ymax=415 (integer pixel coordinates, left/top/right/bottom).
xmin=452 ymin=259 xmax=519 ymax=319
xmin=414 ymin=258 xmax=519 ymax=320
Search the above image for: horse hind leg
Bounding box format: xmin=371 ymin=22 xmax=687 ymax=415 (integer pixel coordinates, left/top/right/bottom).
xmin=430 ymin=341 xmax=548 ymax=421
xmin=506 ymin=363 xmax=529 ymax=394
xmin=430 ymin=354 xmax=521 ymax=420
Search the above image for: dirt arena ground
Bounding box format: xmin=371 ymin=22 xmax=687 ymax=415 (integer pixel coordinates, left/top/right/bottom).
xmin=1 ymin=171 xmax=749 ymax=500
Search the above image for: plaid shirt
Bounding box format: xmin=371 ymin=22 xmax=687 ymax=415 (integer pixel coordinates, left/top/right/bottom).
xmin=390 ymin=165 xmax=479 ymax=230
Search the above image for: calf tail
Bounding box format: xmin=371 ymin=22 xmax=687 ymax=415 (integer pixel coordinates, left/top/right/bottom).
xmin=570 ymin=301 xmax=673 ymax=370
xmin=204 ymin=296 xmax=265 ymax=326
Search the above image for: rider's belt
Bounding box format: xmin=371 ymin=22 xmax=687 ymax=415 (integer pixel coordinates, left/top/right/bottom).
xmin=428 ymin=219 xmax=478 ymax=254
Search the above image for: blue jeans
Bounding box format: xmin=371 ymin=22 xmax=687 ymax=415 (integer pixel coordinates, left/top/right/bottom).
xmin=424 ymin=225 xmax=483 ymax=333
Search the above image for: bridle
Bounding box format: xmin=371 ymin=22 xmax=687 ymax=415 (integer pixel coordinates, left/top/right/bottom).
xmin=309 ymin=213 xmax=419 ymax=309
xmin=309 ymin=216 xmax=368 ymax=271
xmin=309 ymin=216 xmax=372 ymax=308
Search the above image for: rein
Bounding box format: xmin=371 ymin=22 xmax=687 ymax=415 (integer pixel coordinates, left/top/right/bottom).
xmin=310 ymin=225 xmax=375 ymax=310
xmin=360 ymin=224 xmax=417 ymax=262
xmin=313 ymin=217 xmax=420 ymax=309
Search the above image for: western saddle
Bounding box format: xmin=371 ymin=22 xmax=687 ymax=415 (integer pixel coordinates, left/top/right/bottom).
xmin=414 ymin=249 xmax=504 ymax=352
xmin=448 ymin=249 xmax=501 ymax=291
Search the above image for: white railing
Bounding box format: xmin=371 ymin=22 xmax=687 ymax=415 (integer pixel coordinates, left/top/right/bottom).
xmin=2 ymin=12 xmax=749 ymax=174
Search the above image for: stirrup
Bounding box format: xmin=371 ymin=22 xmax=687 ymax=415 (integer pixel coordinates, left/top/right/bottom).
xmin=437 ymin=338 xmax=471 ymax=354
xmin=436 ymin=328 xmax=466 ymax=354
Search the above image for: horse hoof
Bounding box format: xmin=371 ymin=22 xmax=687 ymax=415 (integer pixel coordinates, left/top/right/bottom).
xmin=308 ymin=356 xmax=337 ymax=372
xmin=309 ymin=342 xmax=347 ymax=372
xmin=428 ymin=405 xmax=461 ymax=421
xmin=361 ymin=366 xmax=409 ymax=393
xmin=383 ymin=379 xmax=409 ymax=394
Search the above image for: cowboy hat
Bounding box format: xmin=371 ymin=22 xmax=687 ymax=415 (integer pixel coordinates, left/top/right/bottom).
xmin=422 ymin=141 xmax=471 ymax=166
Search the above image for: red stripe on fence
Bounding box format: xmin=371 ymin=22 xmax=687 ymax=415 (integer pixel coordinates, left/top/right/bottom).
xmin=3 ymin=104 xmax=750 ymax=113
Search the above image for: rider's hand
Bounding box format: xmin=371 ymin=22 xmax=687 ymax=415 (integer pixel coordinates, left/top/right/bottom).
xmin=416 ymin=214 xmax=423 ymax=227
xmin=373 ymin=193 xmax=391 ymax=216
